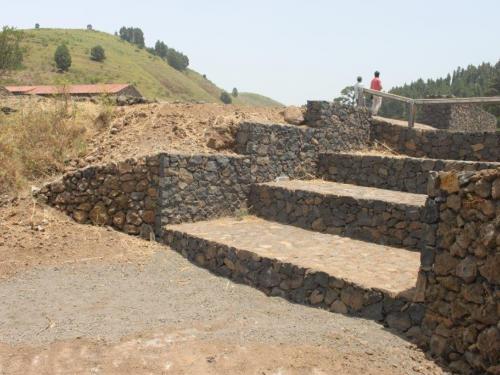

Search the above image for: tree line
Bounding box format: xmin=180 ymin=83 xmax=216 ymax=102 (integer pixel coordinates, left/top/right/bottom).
xmin=119 ymin=26 xmax=189 ymax=71
xmin=379 ymin=61 xmax=500 ymax=121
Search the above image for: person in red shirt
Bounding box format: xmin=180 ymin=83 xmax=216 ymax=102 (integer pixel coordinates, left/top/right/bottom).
xmin=370 ymin=71 xmax=383 ymax=115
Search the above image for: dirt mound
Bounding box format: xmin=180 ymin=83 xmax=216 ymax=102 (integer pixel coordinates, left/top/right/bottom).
xmin=68 ymin=102 xmax=284 ymax=169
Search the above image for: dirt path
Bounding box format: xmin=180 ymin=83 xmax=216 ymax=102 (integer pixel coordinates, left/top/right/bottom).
xmin=0 ymin=220 xmax=446 ymax=374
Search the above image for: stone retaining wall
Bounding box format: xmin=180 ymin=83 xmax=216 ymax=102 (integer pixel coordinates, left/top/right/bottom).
xmin=163 ymin=228 xmax=425 ymax=335
xmin=371 ymin=119 xmax=499 ymax=162
xmin=305 ymin=100 xmax=372 ymax=128
xmin=235 ymin=118 xmax=370 ymax=181
xmin=37 ymin=153 xmax=257 ymax=237
xmin=160 ymin=154 xmax=251 ymax=226
xmin=249 ymin=183 xmax=426 ymax=250
xmin=36 ymin=155 xmax=161 ymax=238
xmin=421 ymin=168 xmax=500 ymax=374
xmin=318 ymin=152 xmax=500 ymax=194
xmin=419 ymin=103 xmax=497 ymax=132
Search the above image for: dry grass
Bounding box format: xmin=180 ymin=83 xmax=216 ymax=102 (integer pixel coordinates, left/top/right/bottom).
xmin=0 ymin=97 xmax=101 ymax=194
xmin=0 ymin=98 xmax=284 ymax=196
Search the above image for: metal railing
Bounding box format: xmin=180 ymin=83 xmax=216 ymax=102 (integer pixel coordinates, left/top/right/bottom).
xmin=361 ymin=87 xmax=500 ymax=128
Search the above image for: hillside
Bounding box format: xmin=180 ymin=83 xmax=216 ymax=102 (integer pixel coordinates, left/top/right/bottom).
xmin=1 ymin=28 xmax=282 ymax=106
xmin=235 ymin=92 xmax=283 ymax=107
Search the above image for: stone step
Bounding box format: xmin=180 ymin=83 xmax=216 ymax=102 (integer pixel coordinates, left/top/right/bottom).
xmin=249 ymin=179 xmax=429 ymax=250
xmin=318 ymin=152 xmax=499 ymax=194
xmin=163 ymin=216 xmax=425 ymax=334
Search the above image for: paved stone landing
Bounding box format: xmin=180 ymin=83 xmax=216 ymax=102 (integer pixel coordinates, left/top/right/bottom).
xmin=261 ymin=180 xmax=427 ymax=207
xmin=165 ymin=216 xmax=420 ymax=299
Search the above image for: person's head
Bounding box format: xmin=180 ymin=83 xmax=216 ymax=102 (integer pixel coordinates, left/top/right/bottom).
xmin=357 ymin=76 xmax=362 ymax=83
xmin=374 ymin=71 xmax=380 ymax=78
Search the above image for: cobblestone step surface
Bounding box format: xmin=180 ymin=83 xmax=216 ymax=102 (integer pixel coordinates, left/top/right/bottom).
xmin=249 ymin=179 xmax=429 ymax=250
xmin=163 ymin=216 xmax=425 ymax=336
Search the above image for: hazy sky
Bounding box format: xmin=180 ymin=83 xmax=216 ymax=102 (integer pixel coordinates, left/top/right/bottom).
xmin=2 ymin=0 xmax=499 ymax=104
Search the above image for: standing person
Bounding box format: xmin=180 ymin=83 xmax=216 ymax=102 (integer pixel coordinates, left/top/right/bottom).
xmin=370 ymin=71 xmax=383 ymax=115
xmin=353 ymin=76 xmax=365 ymax=107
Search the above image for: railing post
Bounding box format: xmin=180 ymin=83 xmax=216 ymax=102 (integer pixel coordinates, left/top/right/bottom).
xmin=408 ymin=101 xmax=416 ymax=128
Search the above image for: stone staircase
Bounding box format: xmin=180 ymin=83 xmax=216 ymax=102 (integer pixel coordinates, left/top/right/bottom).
xmin=163 ymin=216 xmax=424 ymax=333
xmin=36 ymin=102 xmax=499 ymax=373
xmin=248 ymin=179 xmax=427 ymax=250
xmin=161 ymin=151 xmax=448 ymax=339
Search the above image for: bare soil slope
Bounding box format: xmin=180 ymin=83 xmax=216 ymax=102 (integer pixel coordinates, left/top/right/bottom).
xmin=78 ymin=102 xmax=284 ymax=168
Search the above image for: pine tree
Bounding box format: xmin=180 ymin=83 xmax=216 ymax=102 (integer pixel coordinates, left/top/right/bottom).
xmin=154 ymin=41 xmax=168 ymax=58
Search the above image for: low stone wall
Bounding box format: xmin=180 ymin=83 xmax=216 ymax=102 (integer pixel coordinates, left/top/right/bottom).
xmin=42 ymin=149 xmax=360 ymax=236
xmin=249 ymin=183 xmax=426 ymax=250
xmin=318 ymin=152 xmax=500 ymax=194
xmin=37 ymin=153 xmax=258 ymax=236
xmin=371 ymin=119 xmax=499 ymax=162
xmin=163 ymin=228 xmax=425 ymax=335
xmin=305 ymin=100 xmax=372 ymax=128
xmin=421 ymin=168 xmax=499 ymax=374
xmin=235 ymin=118 xmax=370 ymax=182
xmin=419 ymin=103 xmax=497 ymax=132
xmin=160 ymin=154 xmax=251 ymax=226
xmin=36 ymin=155 xmax=161 ymax=238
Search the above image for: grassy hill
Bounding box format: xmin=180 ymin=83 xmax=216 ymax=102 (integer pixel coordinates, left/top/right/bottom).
xmin=1 ymin=28 xmax=282 ymax=106
xmin=235 ymin=93 xmax=282 ymax=107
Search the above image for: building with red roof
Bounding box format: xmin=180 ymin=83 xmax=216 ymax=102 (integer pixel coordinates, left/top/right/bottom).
xmin=3 ymin=83 xmax=142 ymax=98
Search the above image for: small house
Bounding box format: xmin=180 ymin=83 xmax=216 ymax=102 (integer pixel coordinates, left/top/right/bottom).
xmin=4 ymin=84 xmax=142 ymax=98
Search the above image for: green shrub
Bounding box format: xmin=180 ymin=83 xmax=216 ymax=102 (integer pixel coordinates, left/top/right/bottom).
xmin=166 ymin=48 xmax=189 ymax=71
xmin=54 ymin=44 xmax=71 ymax=71
xmin=154 ymin=40 xmax=168 ymax=58
xmin=90 ymin=45 xmax=105 ymax=62
xmin=232 ymin=87 xmax=238 ymax=97
xmin=220 ymin=91 xmax=232 ymax=104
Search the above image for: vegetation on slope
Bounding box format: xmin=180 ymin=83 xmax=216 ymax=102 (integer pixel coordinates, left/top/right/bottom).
xmin=0 ymin=97 xmax=97 ymax=192
xmin=0 ymin=28 xmax=281 ymax=106
xmin=233 ymin=92 xmax=283 ymax=107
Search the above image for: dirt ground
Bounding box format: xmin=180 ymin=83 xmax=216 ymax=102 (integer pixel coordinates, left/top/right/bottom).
xmin=0 ymin=199 xmax=447 ymax=375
